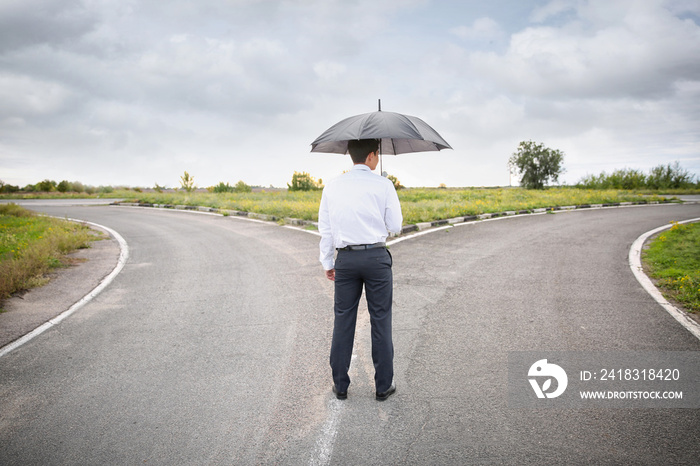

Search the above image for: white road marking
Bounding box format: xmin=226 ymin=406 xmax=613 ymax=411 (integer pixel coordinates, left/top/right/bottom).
xmin=309 ymin=400 xmax=345 ymax=466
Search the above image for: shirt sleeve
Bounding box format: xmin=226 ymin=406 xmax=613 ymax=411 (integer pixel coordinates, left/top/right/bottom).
xmin=384 ymin=183 xmax=403 ymax=234
xmin=318 ymin=188 xmax=335 ymax=270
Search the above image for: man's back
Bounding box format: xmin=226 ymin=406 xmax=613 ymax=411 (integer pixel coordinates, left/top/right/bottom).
xmin=318 ymin=165 xmax=402 ymax=269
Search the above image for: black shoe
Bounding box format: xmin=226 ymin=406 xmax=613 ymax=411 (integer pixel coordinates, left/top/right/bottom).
xmin=333 ymin=386 xmax=347 ymax=400
xmin=376 ymin=383 xmax=396 ymax=401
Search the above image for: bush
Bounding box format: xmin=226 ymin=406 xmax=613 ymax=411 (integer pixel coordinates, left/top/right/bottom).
xmin=647 ymin=162 xmax=696 ymax=190
xmin=288 ymin=172 xmax=323 ymax=191
xmin=577 ymin=162 xmax=697 ymax=190
xmin=234 ymin=180 xmax=252 ymax=193
xmin=212 ymin=182 xmax=235 ymax=193
xmin=36 ymin=179 xmax=57 ymax=192
xmin=0 ymin=180 xmax=20 ymax=193
xmin=57 ymin=180 xmax=71 ymax=193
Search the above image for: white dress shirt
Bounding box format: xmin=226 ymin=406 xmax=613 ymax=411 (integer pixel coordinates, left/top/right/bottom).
xmin=318 ymin=164 xmax=403 ymax=270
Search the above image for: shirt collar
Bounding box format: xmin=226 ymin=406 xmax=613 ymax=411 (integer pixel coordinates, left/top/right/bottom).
xmin=352 ymin=164 xmax=372 ymax=172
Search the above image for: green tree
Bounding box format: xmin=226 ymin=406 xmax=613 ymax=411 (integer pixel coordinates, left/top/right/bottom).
xmin=234 ymin=180 xmax=252 ymax=193
xmin=0 ymin=181 xmax=19 ymax=193
xmin=179 ymin=171 xmax=196 ymax=192
xmin=288 ymin=172 xmax=323 ymax=191
xmin=36 ymin=179 xmax=57 ymax=192
xmin=57 ymin=180 xmax=70 ymax=193
xmin=508 ymin=141 xmax=565 ymax=189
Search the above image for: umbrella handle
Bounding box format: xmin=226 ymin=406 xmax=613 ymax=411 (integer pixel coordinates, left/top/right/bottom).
xmin=378 ymin=99 xmax=384 ymax=175
xmin=379 ymin=138 xmax=384 ymax=176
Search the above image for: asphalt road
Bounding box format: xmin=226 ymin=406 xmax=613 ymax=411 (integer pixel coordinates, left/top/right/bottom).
xmin=1 ymin=202 xmax=699 ymax=464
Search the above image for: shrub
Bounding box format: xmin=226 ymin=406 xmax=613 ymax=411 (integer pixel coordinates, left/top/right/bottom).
xmin=212 ymin=182 xmax=235 ymax=193
xmin=0 ymin=180 xmax=20 ymax=193
xmin=57 ymin=180 xmax=71 ymax=193
xmin=288 ymin=172 xmax=323 ymax=191
xmin=577 ymin=161 xmax=698 ymax=190
xmin=234 ymin=180 xmax=252 ymax=193
xmin=36 ymin=179 xmax=57 ymax=192
xmin=647 ymin=162 xmax=696 ymax=190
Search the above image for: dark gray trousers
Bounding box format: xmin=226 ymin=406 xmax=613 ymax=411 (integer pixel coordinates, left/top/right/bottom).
xmin=330 ymin=247 xmax=394 ymax=393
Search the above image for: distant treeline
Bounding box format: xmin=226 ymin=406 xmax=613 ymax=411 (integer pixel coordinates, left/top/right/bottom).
xmin=576 ymin=162 xmax=698 ymax=190
xmin=2 ymin=161 xmax=698 ymax=194
xmin=0 ymin=178 xmax=269 ymax=194
xmin=0 ymin=179 xmax=118 ymax=194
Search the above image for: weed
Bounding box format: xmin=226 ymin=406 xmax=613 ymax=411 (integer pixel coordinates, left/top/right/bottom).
xmin=643 ymin=221 xmax=700 ymax=312
xmin=0 ymin=204 xmax=101 ymax=300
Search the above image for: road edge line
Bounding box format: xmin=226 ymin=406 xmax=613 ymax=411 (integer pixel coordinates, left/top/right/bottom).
xmin=0 ymin=219 xmax=130 ymax=358
xmin=628 ymin=217 xmax=700 ymax=341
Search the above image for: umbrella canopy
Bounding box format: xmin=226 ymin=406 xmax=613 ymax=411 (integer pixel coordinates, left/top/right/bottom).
xmin=310 ymin=110 xmax=452 ymax=155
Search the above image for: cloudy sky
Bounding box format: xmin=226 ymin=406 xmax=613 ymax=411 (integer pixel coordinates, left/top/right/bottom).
xmin=1 ymin=0 xmax=699 ymax=189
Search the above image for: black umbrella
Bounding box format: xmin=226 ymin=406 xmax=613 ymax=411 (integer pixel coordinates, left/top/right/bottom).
xmin=310 ymin=100 xmax=452 ymax=174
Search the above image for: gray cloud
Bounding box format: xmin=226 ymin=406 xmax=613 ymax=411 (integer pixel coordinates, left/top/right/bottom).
xmin=0 ymin=0 xmax=97 ymax=52
xmin=470 ymin=4 xmax=700 ymax=100
xmin=0 ymin=0 xmax=698 ymax=188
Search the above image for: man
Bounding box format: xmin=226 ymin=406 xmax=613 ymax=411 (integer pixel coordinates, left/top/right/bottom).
xmin=318 ymin=138 xmax=403 ymax=401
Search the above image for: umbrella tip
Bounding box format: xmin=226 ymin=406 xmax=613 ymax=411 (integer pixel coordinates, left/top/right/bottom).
xmin=378 ymin=98 xmax=381 ymax=111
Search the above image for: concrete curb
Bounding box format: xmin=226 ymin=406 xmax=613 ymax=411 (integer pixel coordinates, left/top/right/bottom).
xmin=114 ymin=202 xmax=310 ymax=226
xmin=398 ymin=200 xmax=686 ymax=234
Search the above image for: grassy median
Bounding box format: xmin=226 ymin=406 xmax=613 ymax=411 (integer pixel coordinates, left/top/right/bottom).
xmin=0 ymin=204 xmax=100 ymax=302
xmin=643 ymin=221 xmax=700 ymax=312
xmin=120 ymin=187 xmax=671 ymax=225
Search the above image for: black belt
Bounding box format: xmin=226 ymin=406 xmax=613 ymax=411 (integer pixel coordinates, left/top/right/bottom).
xmin=337 ymin=242 xmax=386 ymax=251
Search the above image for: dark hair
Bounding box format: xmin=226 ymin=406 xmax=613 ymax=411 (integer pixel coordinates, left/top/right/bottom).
xmin=348 ymin=139 xmax=380 ymax=164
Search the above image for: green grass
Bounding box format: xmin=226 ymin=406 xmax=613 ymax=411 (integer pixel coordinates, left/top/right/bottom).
xmin=643 ymin=221 xmax=700 ymax=312
xmin=397 ymin=188 xmax=671 ymax=224
xmin=117 ymin=187 xmax=673 ymax=225
xmin=125 ymin=190 xmax=323 ymax=221
xmin=0 ymin=204 xmax=101 ymax=301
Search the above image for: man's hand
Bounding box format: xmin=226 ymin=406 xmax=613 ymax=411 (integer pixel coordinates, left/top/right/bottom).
xmin=325 ymin=269 xmax=335 ymax=281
